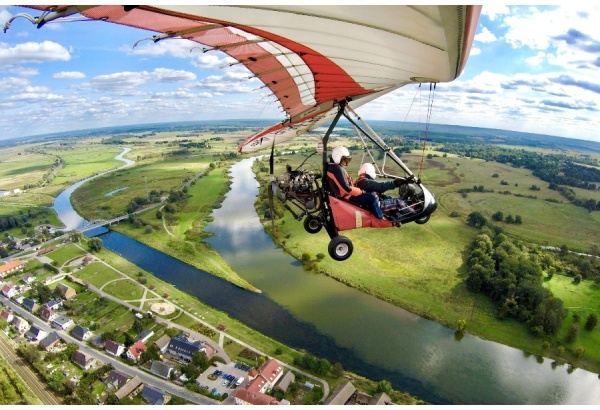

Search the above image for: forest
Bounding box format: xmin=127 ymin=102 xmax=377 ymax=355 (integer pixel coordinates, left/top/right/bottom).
xmin=465 ymin=223 xmax=599 ymax=338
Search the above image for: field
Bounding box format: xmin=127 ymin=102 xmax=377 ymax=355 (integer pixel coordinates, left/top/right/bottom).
xmin=44 ymin=243 xmax=87 ymax=267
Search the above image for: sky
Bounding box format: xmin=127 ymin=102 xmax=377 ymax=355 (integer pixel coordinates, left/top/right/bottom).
xmin=1 ymin=4 xmax=600 ymax=143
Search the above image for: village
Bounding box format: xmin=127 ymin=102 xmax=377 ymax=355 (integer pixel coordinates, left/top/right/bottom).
xmin=1 ymin=238 xmax=390 ymax=405
xmin=0 ymin=242 xmax=315 ymax=405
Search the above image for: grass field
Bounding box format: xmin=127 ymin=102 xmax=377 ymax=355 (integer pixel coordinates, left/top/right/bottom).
xmin=102 ymin=279 xmax=145 ymax=301
xmin=75 ymin=262 xmax=126 ymax=288
xmin=44 ymin=243 xmax=87 ymax=267
xmin=0 ymin=146 xmax=55 ymax=191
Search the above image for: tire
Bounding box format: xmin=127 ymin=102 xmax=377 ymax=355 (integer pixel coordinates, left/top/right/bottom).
xmin=303 ymin=215 xmax=322 ymax=234
xmin=328 ymin=236 xmax=353 ymax=261
xmin=415 ymin=214 xmax=430 ymax=224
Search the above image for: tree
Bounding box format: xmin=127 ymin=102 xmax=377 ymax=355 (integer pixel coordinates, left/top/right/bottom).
xmin=332 ymin=362 xmax=344 ymax=378
xmin=376 ymin=380 xmax=392 ymax=394
xmin=88 ymin=237 xmax=103 ymax=252
xmin=565 ymin=325 xmax=578 ymax=344
xmin=467 ymin=212 xmax=487 ymax=227
xmin=585 ymin=313 xmax=598 ymax=331
xmin=492 ymin=211 xmax=504 ymax=221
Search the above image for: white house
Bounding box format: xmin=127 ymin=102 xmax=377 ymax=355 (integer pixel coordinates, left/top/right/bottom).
xmin=105 ymin=340 xmax=126 ymax=357
xmin=52 ymin=315 xmax=74 ymax=331
xmin=1 ymin=283 xmax=18 ymax=298
xmin=12 ymin=316 xmax=29 ymax=333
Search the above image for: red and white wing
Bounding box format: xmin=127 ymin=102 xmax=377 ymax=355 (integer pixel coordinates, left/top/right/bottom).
xmin=21 ymin=5 xmax=481 ymax=153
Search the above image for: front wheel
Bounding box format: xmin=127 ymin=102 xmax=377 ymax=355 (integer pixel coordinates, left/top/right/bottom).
xmin=328 ymin=236 xmax=353 ymax=261
xmin=303 ymin=215 xmax=322 ymax=234
xmin=415 ymin=214 xmax=430 ymax=224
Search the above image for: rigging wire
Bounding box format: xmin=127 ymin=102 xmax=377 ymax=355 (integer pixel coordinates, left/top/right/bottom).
xmin=417 ymin=83 xmax=436 ymax=178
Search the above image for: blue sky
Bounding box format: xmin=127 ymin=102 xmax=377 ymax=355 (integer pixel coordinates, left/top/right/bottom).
xmin=1 ymin=4 xmax=600 ymax=143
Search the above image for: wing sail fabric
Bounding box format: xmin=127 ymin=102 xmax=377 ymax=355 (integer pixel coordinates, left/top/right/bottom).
xmin=21 ymin=5 xmax=481 ymax=153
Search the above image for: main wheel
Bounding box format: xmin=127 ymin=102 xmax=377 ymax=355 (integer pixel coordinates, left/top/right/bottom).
xmin=303 ymin=215 xmax=322 ymax=234
xmin=415 ymin=214 xmax=430 ymax=224
xmin=328 ymin=236 xmax=353 ymax=261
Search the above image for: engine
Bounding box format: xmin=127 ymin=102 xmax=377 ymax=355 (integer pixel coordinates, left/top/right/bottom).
xmin=277 ymin=169 xmax=318 ymax=195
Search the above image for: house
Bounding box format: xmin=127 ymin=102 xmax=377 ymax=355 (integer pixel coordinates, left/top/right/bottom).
xmin=22 ymin=298 xmax=38 ymax=312
xmin=39 ymin=331 xmax=63 ymax=351
xmin=37 ymin=245 xmax=57 ymax=256
xmin=232 ymin=359 xmax=286 ymax=406
xmin=0 ymin=309 xmax=14 ymax=324
xmin=274 ymin=371 xmax=295 ymax=393
xmin=52 ymin=315 xmax=74 ymax=331
xmin=369 ymin=392 xmax=392 ymax=405
xmin=166 ymin=333 xmax=206 ymax=362
xmin=21 ymin=275 xmax=35 ymax=285
xmin=0 ymin=260 xmax=24 ymax=279
xmin=114 ymin=376 xmax=144 ymax=400
xmin=12 ymin=316 xmax=29 ymax=333
xmin=153 ymin=335 xmax=170 ymax=354
xmin=40 ymin=307 xmax=58 ymax=322
xmin=1 ymin=283 xmax=18 ymax=298
xmin=141 ymin=385 xmax=171 ymax=405
xmin=55 ymin=283 xmax=76 ymax=300
xmin=323 ymin=381 xmax=357 ymax=405
xmin=149 ymin=360 xmax=174 ymax=380
xmin=104 ymin=369 xmax=133 ymax=390
xmin=71 ymin=325 xmax=93 ymax=341
xmin=135 ymin=329 xmax=154 ymax=343
xmin=46 ymin=298 xmax=63 ymax=310
xmin=126 ymin=340 xmax=147 ymax=362
xmin=104 ymin=340 xmax=125 ymax=357
xmin=25 ymin=325 xmax=48 ymax=342
xmin=71 ymin=350 xmax=95 ymax=370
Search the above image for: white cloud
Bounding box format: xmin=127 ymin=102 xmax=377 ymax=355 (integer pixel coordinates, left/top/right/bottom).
xmin=7 ymin=66 xmax=38 ymax=77
xmin=481 ymin=5 xmax=510 ymax=22
xmin=88 ymin=71 xmax=151 ymax=91
xmin=0 ymin=41 xmax=70 ymax=65
xmin=525 ymin=51 xmax=546 ymax=67
xmin=475 ymin=27 xmax=496 ymax=43
xmin=151 ymin=68 xmax=196 ymax=82
xmin=54 ymin=71 xmax=86 ymax=80
xmin=0 ymin=76 xmax=29 ymax=91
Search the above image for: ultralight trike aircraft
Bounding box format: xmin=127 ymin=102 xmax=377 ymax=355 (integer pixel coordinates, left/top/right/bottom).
xmin=4 ymin=5 xmax=481 ymax=260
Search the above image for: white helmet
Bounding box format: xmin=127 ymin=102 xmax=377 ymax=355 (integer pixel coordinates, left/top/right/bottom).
xmin=331 ymin=146 xmax=351 ymax=164
xmin=358 ymin=163 xmax=376 ymax=179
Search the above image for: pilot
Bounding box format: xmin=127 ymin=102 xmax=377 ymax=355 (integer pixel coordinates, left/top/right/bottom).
xmin=355 ymin=162 xmax=416 ymax=218
xmin=326 ymin=146 xmax=383 ymax=218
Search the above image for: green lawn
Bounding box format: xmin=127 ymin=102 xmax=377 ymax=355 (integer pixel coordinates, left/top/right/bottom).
xmin=101 ymin=279 xmax=145 ymax=301
xmin=75 ymin=262 xmax=124 ymax=288
xmin=45 ymin=244 xmax=87 ymax=267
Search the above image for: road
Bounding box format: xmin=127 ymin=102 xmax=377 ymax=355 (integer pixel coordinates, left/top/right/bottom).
xmin=0 ymin=331 xmax=62 ymax=405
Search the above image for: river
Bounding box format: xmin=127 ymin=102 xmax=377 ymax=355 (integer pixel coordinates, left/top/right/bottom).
xmin=56 ymin=153 xmax=600 ymax=405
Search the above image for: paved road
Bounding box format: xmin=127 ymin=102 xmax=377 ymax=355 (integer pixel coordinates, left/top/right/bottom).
xmin=0 ymin=331 xmax=62 ymax=405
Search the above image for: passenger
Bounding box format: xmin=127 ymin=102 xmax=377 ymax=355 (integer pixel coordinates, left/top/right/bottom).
xmin=355 ymin=163 xmax=416 ymax=218
xmin=326 ymin=146 xmax=384 ymax=218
